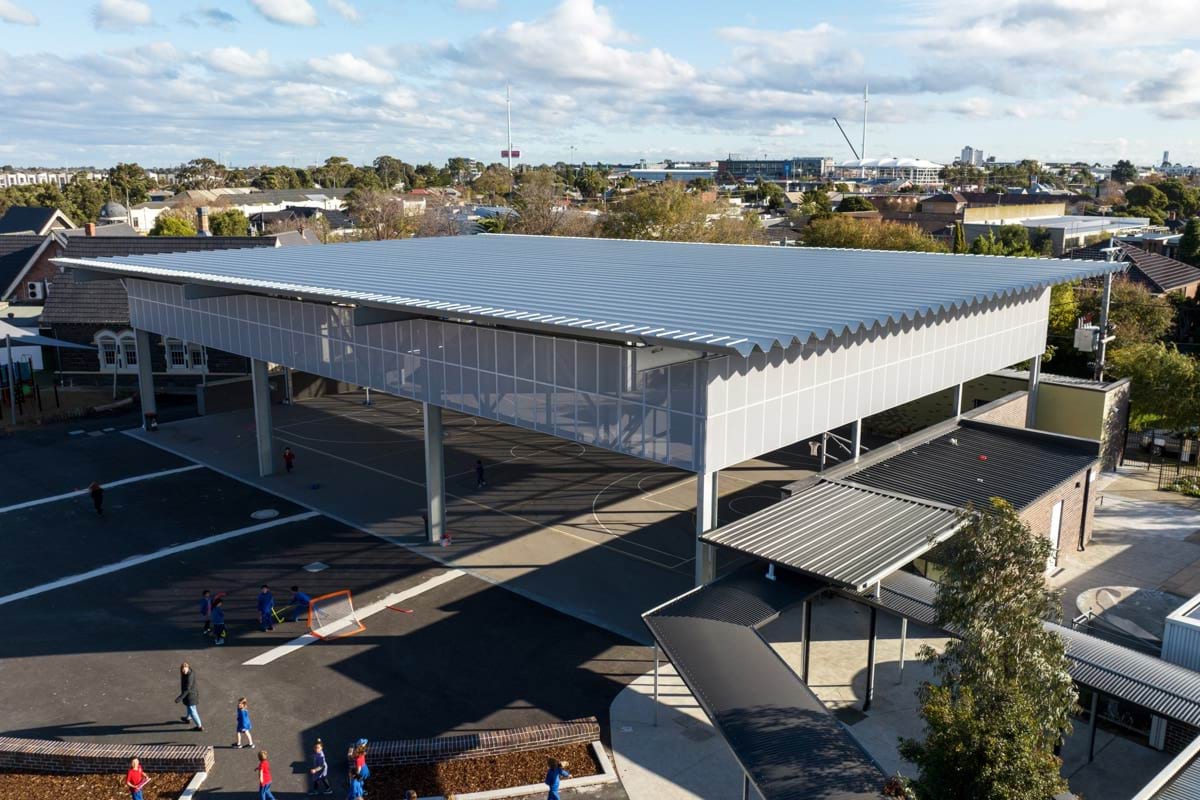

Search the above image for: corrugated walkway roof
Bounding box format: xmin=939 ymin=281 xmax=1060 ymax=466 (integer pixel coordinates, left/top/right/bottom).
xmin=55 ymin=234 xmax=1123 ymax=356
xmin=645 ymin=568 xmax=884 ymax=800
xmin=847 ymin=420 xmax=1099 ymax=510
xmin=701 ymin=480 xmax=963 ymax=590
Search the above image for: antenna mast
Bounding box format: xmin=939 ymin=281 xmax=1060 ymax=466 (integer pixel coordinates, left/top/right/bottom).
xmin=861 ymin=84 xmax=868 ymax=178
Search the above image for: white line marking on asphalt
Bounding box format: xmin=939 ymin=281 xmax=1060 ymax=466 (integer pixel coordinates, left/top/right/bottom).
xmin=242 ymin=569 xmax=465 ymax=666
xmin=0 ymin=511 xmax=320 ymax=607
xmin=0 ymin=464 xmax=205 ymax=515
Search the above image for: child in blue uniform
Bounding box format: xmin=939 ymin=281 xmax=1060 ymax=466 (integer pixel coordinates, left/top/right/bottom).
xmin=211 ymin=598 xmax=227 ymax=645
xmin=235 ymin=697 xmax=254 ymax=749
xmin=544 ymin=758 xmax=571 ymax=800
xmin=346 ymin=770 xmax=364 ymax=799
xmin=200 ymin=590 xmax=213 ymax=635
xmin=289 ymin=585 xmax=312 ymax=623
xmin=257 ymin=585 xmax=276 ymax=631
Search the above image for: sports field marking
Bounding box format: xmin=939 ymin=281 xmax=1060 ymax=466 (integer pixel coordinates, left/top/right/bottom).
xmin=275 ymin=436 xmax=681 ymax=571
xmin=242 ymin=568 xmax=465 ymax=666
xmin=0 ymin=464 xmax=205 ymax=515
xmin=0 ymin=511 xmax=319 ymax=607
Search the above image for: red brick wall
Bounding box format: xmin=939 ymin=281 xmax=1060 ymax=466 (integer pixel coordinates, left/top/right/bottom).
xmin=1018 ymin=466 xmax=1096 ymax=569
xmin=0 ymin=737 xmax=213 ymax=774
xmin=359 ymin=717 xmax=599 ymax=767
xmin=13 ymin=244 xmax=58 ymax=302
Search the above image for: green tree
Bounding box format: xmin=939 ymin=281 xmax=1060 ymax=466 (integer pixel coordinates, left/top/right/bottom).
xmin=1178 ymin=218 xmax=1200 ymax=266
xmin=837 ymin=195 xmax=876 ymax=212
xmin=149 ymin=210 xmax=197 ymax=236
xmin=574 ymin=167 xmax=608 ymax=199
xmin=472 ymin=164 xmax=514 ymax=202
xmin=373 ymin=155 xmax=407 ymax=190
xmin=511 ymin=169 xmax=566 ymax=236
xmin=1108 ymin=343 xmax=1200 ymax=430
xmin=107 ymin=162 xmax=151 ymax=205
xmin=176 ymin=158 xmax=227 ymax=190
xmin=63 ymin=175 xmax=109 ymax=223
xmin=1111 ymin=159 xmax=1138 ymax=183
xmin=1124 ymin=184 xmax=1168 ymax=211
xmin=601 ymin=181 xmax=760 ymax=244
xmin=347 ymin=167 xmax=383 ymax=189
xmin=951 ymin=222 xmax=966 ymax=254
xmin=1048 ymin=282 xmax=1079 ymax=342
xmin=208 ymin=208 xmax=249 ymax=236
xmin=793 ymin=187 xmax=833 ymax=220
xmin=801 ymin=215 xmax=947 ymax=252
xmin=312 ymin=156 xmax=355 ymax=189
xmin=899 ymin=499 xmax=1076 ymax=800
xmin=1155 ymin=178 xmax=1200 ymax=217
xmin=1079 ymin=277 xmax=1175 ymax=347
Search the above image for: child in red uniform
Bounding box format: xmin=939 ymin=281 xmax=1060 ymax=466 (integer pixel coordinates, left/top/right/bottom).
xmin=283 ymin=447 xmax=296 ymax=473
xmin=256 ymin=750 xmax=277 ymax=800
xmin=125 ymin=757 xmax=150 ymax=800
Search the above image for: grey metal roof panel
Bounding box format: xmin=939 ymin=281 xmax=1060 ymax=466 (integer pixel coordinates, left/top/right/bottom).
xmin=851 ymin=573 xmax=1200 ymax=727
xmin=646 ymin=570 xmax=883 ymax=800
xmin=1068 ymin=242 xmax=1200 ymax=293
xmin=52 ymin=234 xmax=1124 ymax=357
xmin=702 ymin=480 xmax=963 ymax=590
xmin=1144 ymin=741 xmax=1200 ymax=800
xmin=847 ymin=421 xmax=1098 ymax=511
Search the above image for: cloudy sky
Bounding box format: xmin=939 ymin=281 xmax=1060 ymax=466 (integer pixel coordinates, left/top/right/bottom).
xmin=1 ymin=0 xmax=1198 ymax=168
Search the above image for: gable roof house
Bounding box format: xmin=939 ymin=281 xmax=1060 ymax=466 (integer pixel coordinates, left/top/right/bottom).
xmin=1066 ymin=241 xmax=1200 ymax=298
xmin=39 ymin=235 xmax=282 ymax=386
xmin=0 ymin=206 xmax=76 ymax=236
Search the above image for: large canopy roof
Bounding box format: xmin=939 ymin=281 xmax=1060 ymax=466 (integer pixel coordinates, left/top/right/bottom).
xmin=55 ymin=234 xmax=1123 ymax=357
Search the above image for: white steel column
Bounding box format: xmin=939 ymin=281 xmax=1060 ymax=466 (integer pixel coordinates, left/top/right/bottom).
xmin=1025 ymin=354 xmax=1041 ymax=428
xmin=695 ymin=470 xmax=718 ymax=586
xmin=851 ymin=418 xmax=862 ymax=462
xmin=952 ymin=383 xmax=963 ymax=418
xmin=250 ymin=358 xmax=274 ymax=477
xmin=134 ymin=329 xmax=157 ymax=428
xmin=423 ymin=402 xmax=446 ymax=544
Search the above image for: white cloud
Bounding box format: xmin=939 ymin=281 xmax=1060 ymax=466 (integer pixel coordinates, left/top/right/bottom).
xmin=327 ymin=0 xmax=359 ymax=21
xmin=250 ymin=0 xmax=318 ymax=26
xmin=308 ymin=52 xmax=393 ymax=85
xmin=767 ymin=124 xmax=806 ymax=138
xmin=382 ymin=87 xmax=418 ymax=109
xmin=448 ymin=0 xmax=695 ymax=91
xmin=92 ymin=0 xmax=152 ymax=30
xmin=0 ymin=0 xmax=37 ymax=25
xmin=207 ymin=46 xmax=272 ymax=77
xmin=456 ymin=0 xmax=499 ymax=9
xmin=949 ymin=96 xmax=992 ymax=118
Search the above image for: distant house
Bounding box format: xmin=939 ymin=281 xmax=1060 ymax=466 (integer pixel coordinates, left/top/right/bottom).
xmin=37 ymin=235 xmax=284 ymax=385
xmin=249 ymin=205 xmax=353 ymax=237
xmin=0 ymin=234 xmax=54 ymax=302
xmin=1066 ymin=241 xmax=1200 ymax=298
xmin=0 ymin=206 xmax=75 ymax=235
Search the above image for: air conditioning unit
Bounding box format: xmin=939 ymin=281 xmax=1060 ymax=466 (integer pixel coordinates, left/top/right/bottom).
xmin=26 ymin=281 xmax=45 ymax=300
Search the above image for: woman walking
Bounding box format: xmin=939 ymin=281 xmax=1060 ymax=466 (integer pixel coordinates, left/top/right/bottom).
xmin=174 ymin=662 xmax=202 ymax=731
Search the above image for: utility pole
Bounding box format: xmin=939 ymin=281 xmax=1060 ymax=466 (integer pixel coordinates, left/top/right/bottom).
xmin=506 ymin=84 xmax=513 ymax=173
xmin=1095 ymin=238 xmax=1117 ymax=381
xmin=860 ymin=84 xmax=869 ymax=179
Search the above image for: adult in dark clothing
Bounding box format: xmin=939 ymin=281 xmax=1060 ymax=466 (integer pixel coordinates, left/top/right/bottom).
xmin=174 ymin=662 xmax=202 ymax=731
xmin=475 ymin=460 xmax=487 ymax=488
xmin=89 ymin=482 xmax=104 ymax=515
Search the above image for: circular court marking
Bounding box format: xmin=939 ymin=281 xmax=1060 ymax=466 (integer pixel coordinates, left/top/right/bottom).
xmin=727 ymin=495 xmax=780 ymax=516
xmin=251 ymin=509 xmax=281 ymax=520
xmin=509 ymin=441 xmax=587 ymax=460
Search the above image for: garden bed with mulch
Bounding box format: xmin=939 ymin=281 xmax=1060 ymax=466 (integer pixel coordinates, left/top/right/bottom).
xmin=368 ymin=741 xmax=601 ymax=798
xmin=0 ymin=770 xmax=193 ymax=800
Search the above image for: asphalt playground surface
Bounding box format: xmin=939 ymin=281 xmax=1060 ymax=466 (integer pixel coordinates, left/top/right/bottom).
xmin=0 ymin=389 xmax=830 ymax=798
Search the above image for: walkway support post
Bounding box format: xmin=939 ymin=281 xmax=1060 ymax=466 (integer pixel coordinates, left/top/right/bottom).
xmin=897 ymin=617 xmax=908 ymax=684
xmin=250 ymin=358 xmax=273 ymax=477
xmin=952 ymin=383 xmax=963 ymax=418
xmin=5 ymin=334 xmax=16 ymax=425
xmin=863 ymin=605 xmax=878 ymax=712
xmin=742 ymin=773 xmax=750 ymax=800
xmin=851 ymin=418 xmax=862 ymax=462
xmin=1026 ymin=354 xmax=1041 ymax=429
xmin=653 ymin=643 xmax=660 ymax=727
xmin=801 ymin=599 xmax=812 ymax=684
xmin=134 ymin=329 xmax=157 ymax=429
xmin=423 ymin=402 xmax=445 ymax=544
xmin=1087 ymin=691 xmax=1099 ymax=763
xmin=695 ymin=470 xmax=718 ymax=586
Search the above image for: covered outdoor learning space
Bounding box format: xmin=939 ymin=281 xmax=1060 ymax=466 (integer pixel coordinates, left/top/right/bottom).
xmin=54 ymin=235 xmax=1122 ymax=603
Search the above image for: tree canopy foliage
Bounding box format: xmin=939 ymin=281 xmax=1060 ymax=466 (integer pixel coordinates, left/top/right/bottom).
xmin=149 ymin=210 xmax=196 ymax=236
xmin=899 ymin=499 xmax=1076 ymax=800
xmin=1111 ymin=159 xmax=1138 ymax=183
xmin=208 ymin=208 xmax=249 ymax=237
xmin=1079 ymin=277 xmax=1175 ymax=348
xmin=801 ymin=215 xmax=947 ymax=252
xmin=1178 ymin=218 xmax=1200 ymax=266
xmin=1108 ymin=343 xmax=1200 ymax=431
xmin=600 ymin=181 xmax=760 ymax=244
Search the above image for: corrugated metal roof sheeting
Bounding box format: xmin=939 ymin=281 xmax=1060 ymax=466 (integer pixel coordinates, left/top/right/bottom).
xmin=856 ymin=573 xmax=1200 ymax=727
xmin=702 ymin=480 xmax=962 ymax=590
xmin=54 ymin=234 xmax=1124 ymax=356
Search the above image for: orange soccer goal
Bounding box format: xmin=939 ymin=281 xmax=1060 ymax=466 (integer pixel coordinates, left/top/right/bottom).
xmin=307 ymin=590 xmax=366 ymax=640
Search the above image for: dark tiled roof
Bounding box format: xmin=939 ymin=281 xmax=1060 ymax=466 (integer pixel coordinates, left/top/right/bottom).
xmin=41 ymin=235 xmax=279 ymax=325
xmin=1067 ymin=242 xmax=1200 ymax=293
xmin=0 ymin=234 xmax=46 ymax=293
xmin=847 ymin=420 xmax=1098 ymax=511
xmin=41 ymin=269 xmax=129 ymax=325
xmin=0 ymin=206 xmax=59 ymax=235
xmin=60 ymin=222 xmax=139 ymax=237
xmin=58 ymin=235 xmax=276 ymax=260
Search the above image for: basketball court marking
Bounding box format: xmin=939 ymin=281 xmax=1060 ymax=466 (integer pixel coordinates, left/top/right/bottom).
xmin=242 ymin=568 xmax=466 ymax=666
xmin=0 ymin=464 xmax=205 ymax=515
xmin=274 ymin=435 xmax=681 ymax=571
xmin=0 ymin=511 xmax=319 ymax=607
